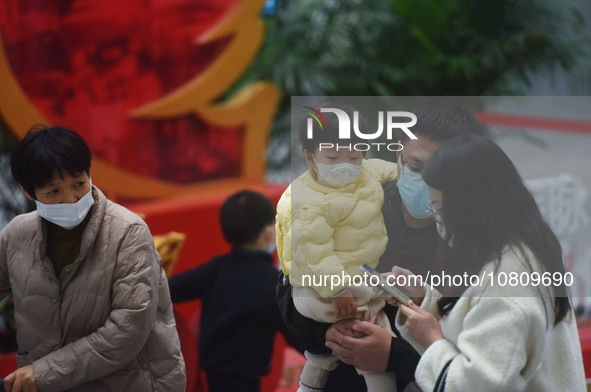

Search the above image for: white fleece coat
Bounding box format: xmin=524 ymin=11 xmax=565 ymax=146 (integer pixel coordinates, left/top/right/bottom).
xmin=396 ymin=246 xmax=586 ymax=392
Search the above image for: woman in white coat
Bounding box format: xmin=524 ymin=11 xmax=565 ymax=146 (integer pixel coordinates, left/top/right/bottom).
xmin=391 ymin=135 xmax=586 ymax=391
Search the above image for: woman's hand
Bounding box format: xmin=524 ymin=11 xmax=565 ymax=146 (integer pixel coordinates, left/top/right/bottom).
xmin=4 ymin=365 xmax=38 ymax=392
xmin=398 ymin=301 xmax=443 ymax=349
xmin=325 ymin=317 xmax=391 ymax=372
xmin=384 ymin=266 xmax=426 ymax=307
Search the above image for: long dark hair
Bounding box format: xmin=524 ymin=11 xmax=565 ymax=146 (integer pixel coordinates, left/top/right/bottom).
xmin=423 ymin=134 xmax=570 ymax=324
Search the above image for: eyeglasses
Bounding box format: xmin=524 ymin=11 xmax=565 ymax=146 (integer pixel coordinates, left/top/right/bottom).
xmin=427 ymin=202 xmax=443 ymax=224
xmin=399 ymin=159 xmax=423 ymax=181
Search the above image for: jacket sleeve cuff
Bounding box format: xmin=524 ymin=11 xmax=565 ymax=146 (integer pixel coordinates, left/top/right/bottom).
xmin=33 ymin=357 xmax=59 ymax=392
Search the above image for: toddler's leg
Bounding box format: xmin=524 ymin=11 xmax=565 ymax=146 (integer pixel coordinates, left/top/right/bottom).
xmin=352 ymin=305 xmax=397 ymax=391
xmin=297 ymin=351 xmax=339 ymax=392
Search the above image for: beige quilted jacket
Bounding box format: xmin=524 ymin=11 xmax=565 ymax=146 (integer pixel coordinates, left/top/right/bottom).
xmin=0 ymin=187 xmax=186 ymax=391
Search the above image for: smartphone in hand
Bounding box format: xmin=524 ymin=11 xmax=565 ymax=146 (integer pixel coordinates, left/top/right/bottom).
xmin=359 ymin=264 xmax=411 ymax=306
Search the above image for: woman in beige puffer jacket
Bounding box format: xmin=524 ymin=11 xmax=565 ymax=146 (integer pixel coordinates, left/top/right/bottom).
xmin=1 ymin=126 xmax=185 ymax=392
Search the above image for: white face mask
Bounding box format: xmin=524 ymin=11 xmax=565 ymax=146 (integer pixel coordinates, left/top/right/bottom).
xmin=428 ymin=202 xmax=453 ymax=247
xmin=436 ymin=221 xmax=454 ymax=247
xmin=313 ymin=156 xmax=362 ymax=188
xmin=35 ymin=184 xmax=95 ymax=230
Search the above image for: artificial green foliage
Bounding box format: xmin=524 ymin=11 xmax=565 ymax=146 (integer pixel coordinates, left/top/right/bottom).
xmin=246 ymin=0 xmax=400 ymax=97
xmin=236 ymin=0 xmax=588 ymax=173
xmin=384 ymin=0 xmax=586 ymax=95
xmin=248 ymin=0 xmax=585 ymax=97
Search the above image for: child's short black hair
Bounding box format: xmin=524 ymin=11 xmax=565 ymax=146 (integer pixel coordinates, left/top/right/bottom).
xmin=298 ymin=102 xmax=366 ymax=153
xmin=220 ymin=190 xmax=275 ymax=247
xmin=11 ymin=125 xmax=92 ymax=198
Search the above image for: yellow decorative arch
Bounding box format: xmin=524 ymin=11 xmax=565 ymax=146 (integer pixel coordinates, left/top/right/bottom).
xmin=0 ymin=0 xmax=279 ymax=201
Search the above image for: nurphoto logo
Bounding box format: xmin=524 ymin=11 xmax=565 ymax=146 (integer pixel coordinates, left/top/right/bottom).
xmin=303 ymin=106 xmax=418 ymax=152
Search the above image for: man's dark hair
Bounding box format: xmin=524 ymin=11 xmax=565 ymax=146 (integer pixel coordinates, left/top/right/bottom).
xmin=11 ymin=125 xmax=92 ymax=198
xmin=220 ymin=190 xmax=275 ymax=247
xmin=403 ymin=100 xmax=484 ymax=144
xmin=298 ymin=102 xmax=366 ymax=153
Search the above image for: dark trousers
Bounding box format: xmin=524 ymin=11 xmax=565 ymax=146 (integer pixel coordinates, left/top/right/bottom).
xmin=206 ymin=372 xmax=260 ymax=392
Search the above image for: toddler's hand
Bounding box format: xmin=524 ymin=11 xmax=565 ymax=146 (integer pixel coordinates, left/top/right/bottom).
xmin=331 ymin=290 xmax=357 ymax=319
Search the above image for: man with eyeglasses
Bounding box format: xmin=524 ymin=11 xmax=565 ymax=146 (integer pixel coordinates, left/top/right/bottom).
xmin=378 ymin=107 xmax=483 ymax=277
xmin=277 ymin=101 xmax=485 ymax=391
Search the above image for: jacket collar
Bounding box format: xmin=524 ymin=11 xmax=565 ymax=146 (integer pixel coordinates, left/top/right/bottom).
xmin=230 ymin=246 xmax=274 ymax=265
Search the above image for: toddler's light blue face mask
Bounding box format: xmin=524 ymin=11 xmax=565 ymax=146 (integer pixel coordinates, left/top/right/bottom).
xmin=396 ymin=172 xmax=431 ymax=219
xmin=267 ymin=243 xmax=277 ymax=254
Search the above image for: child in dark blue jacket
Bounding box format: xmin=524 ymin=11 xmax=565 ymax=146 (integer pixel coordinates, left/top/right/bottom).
xmin=168 ymin=190 xmax=294 ymax=392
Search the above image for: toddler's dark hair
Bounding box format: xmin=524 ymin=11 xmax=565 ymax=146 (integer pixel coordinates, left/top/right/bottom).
xmin=298 ymin=102 xmax=366 ymax=153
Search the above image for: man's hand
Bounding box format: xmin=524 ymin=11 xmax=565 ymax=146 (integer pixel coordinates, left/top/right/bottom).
xmin=325 ymin=318 xmax=365 ymax=340
xmin=398 ymin=300 xmax=443 ymax=349
xmin=331 ymin=291 xmax=357 ymax=319
xmin=4 ymin=365 xmax=38 ymax=392
xmin=325 ymin=317 xmax=392 ymax=373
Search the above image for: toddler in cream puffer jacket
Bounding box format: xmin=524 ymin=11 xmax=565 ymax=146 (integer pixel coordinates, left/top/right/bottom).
xmin=276 ymin=103 xmax=399 ymax=392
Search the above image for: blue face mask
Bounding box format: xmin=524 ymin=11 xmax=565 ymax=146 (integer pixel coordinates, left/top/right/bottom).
xmin=396 ymin=174 xmax=431 ymax=219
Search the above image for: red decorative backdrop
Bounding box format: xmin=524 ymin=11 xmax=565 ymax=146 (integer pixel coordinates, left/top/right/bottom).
xmin=0 ymin=0 xmax=243 ymax=183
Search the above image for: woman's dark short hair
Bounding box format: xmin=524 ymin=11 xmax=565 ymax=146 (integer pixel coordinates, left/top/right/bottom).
xmin=220 ymin=190 xmax=275 ymax=247
xmin=11 ymin=125 xmax=92 ymax=198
